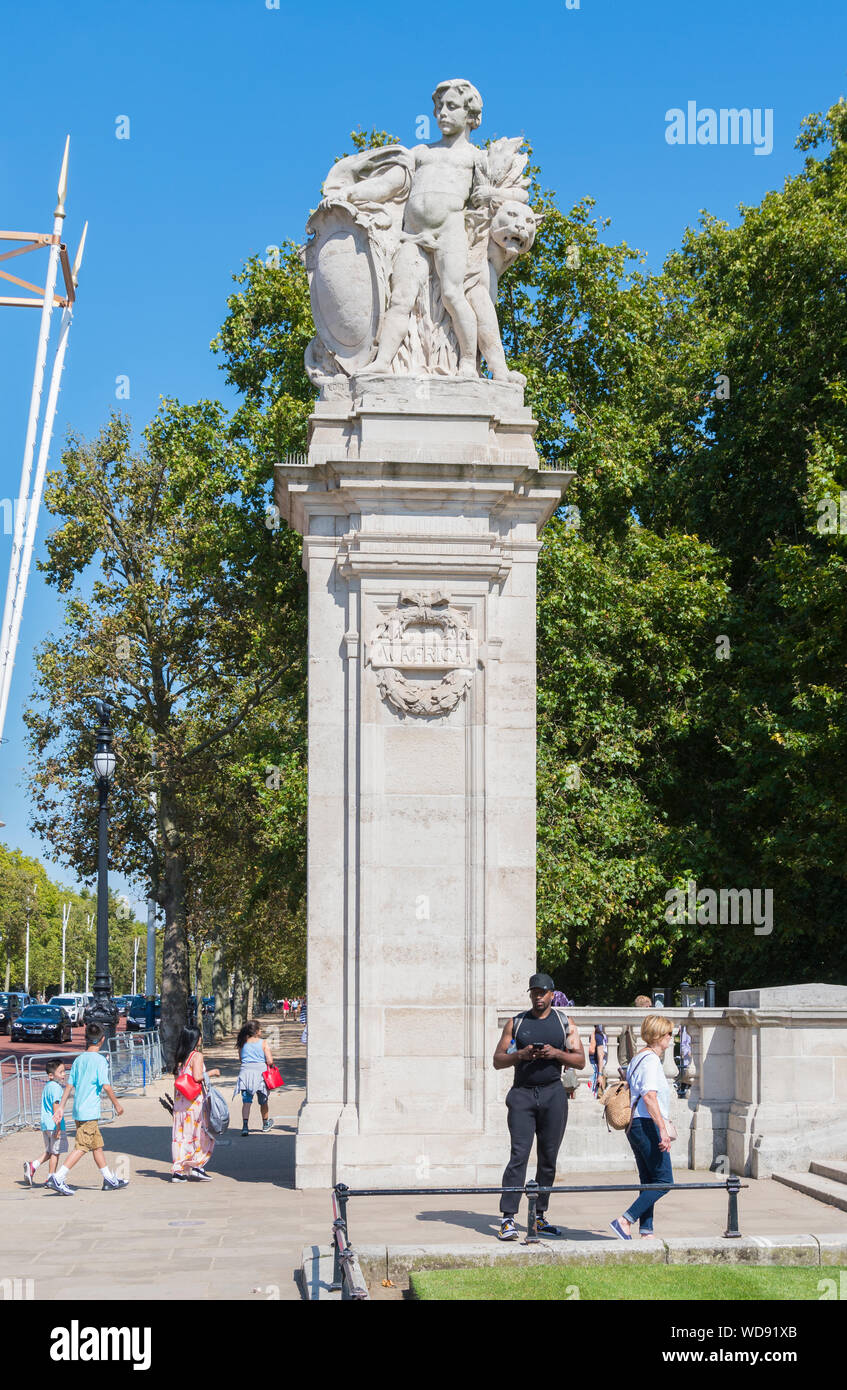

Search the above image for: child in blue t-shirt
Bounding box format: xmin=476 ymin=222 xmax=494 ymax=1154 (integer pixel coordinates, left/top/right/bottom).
xmin=22 ymin=1058 xmax=68 ymax=1187
xmin=51 ymin=1022 xmax=128 ymax=1196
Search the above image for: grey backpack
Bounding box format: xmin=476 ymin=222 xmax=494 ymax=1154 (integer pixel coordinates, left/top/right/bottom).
xmin=203 ymin=1082 xmax=231 ymax=1139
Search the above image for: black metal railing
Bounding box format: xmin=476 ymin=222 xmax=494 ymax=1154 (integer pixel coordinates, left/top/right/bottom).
xmin=329 ymin=1176 xmax=746 ymax=1294
xmin=330 ymin=1187 xmax=369 ymax=1299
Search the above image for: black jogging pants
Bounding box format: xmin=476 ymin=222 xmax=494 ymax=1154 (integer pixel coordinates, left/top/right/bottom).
xmin=500 ymin=1081 xmax=568 ymax=1216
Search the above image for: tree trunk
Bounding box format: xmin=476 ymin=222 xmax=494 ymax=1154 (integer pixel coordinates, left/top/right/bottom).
xmin=231 ymin=966 xmax=244 ymax=1035
xmin=4 ymin=953 xmax=9 ymax=991
xmin=159 ymin=791 xmax=189 ymax=1069
xmin=193 ymin=941 xmax=202 ymax=1026
xmin=245 ymin=979 xmax=254 ymax=1023
xmin=212 ymin=947 xmax=228 ymax=1043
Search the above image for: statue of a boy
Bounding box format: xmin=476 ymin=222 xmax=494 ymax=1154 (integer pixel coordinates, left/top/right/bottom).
xmin=351 ymin=79 xmax=491 ymax=377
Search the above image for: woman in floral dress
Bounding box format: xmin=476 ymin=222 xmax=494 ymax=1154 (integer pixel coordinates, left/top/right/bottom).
xmin=171 ymin=1026 xmax=221 ymax=1183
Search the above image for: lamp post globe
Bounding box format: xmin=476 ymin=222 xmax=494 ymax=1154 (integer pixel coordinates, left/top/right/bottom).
xmin=83 ymin=699 xmax=119 ymax=1040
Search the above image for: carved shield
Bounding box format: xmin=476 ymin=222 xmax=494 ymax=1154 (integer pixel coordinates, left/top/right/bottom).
xmin=304 ymin=203 xmax=382 ymax=375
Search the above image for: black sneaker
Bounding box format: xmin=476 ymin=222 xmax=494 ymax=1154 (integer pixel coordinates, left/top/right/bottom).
xmin=102 ymin=1175 xmax=129 ymax=1190
xmin=46 ymin=1174 xmax=75 ymax=1196
xmin=241 ymin=1125 xmax=249 ymax=1137
xmin=189 ymin=1167 xmax=212 ymax=1180
xmin=536 ymin=1217 xmax=560 ymax=1235
xmin=498 ymin=1217 xmax=519 ymax=1241
xmin=171 ymin=1172 xmax=188 ymax=1183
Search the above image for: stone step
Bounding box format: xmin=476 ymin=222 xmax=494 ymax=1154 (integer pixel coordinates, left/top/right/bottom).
xmin=809 ymin=1160 xmax=847 ymax=1185
xmin=772 ymin=1170 xmax=847 ymax=1212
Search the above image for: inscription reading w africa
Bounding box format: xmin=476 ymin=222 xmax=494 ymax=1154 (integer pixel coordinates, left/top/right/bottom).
xmin=370 ymin=629 xmax=475 ymax=671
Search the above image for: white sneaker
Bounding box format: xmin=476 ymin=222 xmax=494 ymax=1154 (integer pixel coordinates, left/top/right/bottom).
xmin=102 ymin=1175 xmax=129 ymax=1190
xmin=22 ymin=1161 xmax=36 ymax=1187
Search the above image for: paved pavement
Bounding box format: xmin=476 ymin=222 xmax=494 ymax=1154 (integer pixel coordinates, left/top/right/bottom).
xmin=2 ymin=1014 xmax=847 ymax=1300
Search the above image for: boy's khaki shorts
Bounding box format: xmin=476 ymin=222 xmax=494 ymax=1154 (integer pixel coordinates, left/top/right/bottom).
xmin=74 ymin=1121 xmax=104 ymax=1152
xmin=43 ymin=1130 xmax=69 ymax=1157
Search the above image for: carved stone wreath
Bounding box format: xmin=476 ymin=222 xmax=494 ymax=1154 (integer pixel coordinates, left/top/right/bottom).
xmin=369 ymin=593 xmax=474 ymax=717
xmin=375 ymin=664 xmax=473 ymax=717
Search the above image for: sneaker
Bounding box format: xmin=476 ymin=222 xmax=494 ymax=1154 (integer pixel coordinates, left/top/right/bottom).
xmin=22 ymin=1161 xmax=36 ymax=1187
xmin=609 ymin=1218 xmax=632 ymax=1241
xmin=498 ymin=1217 xmax=519 ymax=1241
xmin=262 ymin=1118 xmax=273 ymax=1132
xmin=102 ymin=1175 xmax=129 ymax=1190
xmin=189 ymin=1167 xmax=212 ymax=1180
xmin=241 ymin=1125 xmax=249 ymax=1136
xmin=536 ymin=1217 xmax=560 ymax=1235
xmin=171 ymin=1172 xmax=188 ymax=1183
xmin=46 ymin=1174 xmax=74 ymax=1196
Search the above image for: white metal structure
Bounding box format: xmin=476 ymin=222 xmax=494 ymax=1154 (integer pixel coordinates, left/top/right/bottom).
xmin=61 ymin=900 xmax=71 ymax=993
xmin=0 ymin=138 xmax=86 ymax=745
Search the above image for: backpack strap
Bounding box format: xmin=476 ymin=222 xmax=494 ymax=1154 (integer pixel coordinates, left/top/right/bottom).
xmin=552 ymin=1007 xmax=570 ymax=1048
xmin=512 ymin=1011 xmax=528 ymax=1046
xmin=625 ymin=1052 xmax=652 ymax=1129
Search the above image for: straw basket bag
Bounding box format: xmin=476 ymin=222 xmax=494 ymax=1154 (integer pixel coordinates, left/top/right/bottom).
xmin=601 ymin=1079 xmax=633 ymax=1131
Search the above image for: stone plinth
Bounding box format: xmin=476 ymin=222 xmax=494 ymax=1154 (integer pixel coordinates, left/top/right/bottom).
xmin=275 ymin=375 xmax=571 ymax=1187
xmin=725 ymin=995 xmax=847 ymax=1177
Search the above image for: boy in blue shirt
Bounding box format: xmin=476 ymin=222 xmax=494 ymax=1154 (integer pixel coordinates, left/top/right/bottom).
xmin=51 ymin=1022 xmax=129 ymax=1196
xmin=22 ymin=1057 xmax=68 ymax=1186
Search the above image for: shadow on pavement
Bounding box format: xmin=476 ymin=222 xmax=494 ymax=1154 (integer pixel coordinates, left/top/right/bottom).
xmin=414 ymin=1207 xmax=608 ymax=1240
xmin=101 ymin=1125 xmax=297 ymax=1188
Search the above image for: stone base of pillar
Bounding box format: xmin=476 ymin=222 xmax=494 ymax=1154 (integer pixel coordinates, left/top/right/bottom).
xmin=294 ymin=1094 xmax=701 ymax=1187
xmin=729 ymin=1101 xmax=847 ymax=1177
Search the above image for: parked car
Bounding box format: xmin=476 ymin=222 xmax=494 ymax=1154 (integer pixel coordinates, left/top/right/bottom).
xmin=11 ymin=1004 xmax=72 ymax=1045
xmin=113 ymin=994 xmax=130 ymax=1016
xmin=0 ymin=992 xmax=25 ymax=1035
xmin=48 ymin=994 xmax=85 ymax=1025
xmin=125 ymin=994 xmax=161 ymax=1031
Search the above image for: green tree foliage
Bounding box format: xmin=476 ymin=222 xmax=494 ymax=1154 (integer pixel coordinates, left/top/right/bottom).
xmin=25 ymin=405 xmax=306 ymax=1060
xmin=0 ymin=843 xmax=145 ymax=995
xmin=625 ymin=99 xmax=847 ymax=993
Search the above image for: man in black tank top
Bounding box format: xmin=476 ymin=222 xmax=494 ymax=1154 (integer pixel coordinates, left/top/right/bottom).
xmin=492 ymin=973 xmax=585 ymax=1240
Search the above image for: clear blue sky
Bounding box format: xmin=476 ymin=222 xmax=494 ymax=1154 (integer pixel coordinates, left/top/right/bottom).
xmin=1 ymin=0 xmax=845 ymax=912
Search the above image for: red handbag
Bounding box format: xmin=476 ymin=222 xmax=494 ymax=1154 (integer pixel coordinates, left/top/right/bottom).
xmin=262 ymin=1066 xmax=284 ymax=1091
xmin=175 ymin=1053 xmax=202 ymax=1102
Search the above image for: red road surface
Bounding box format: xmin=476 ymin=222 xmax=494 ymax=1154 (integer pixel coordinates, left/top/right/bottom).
xmin=0 ymin=1018 xmax=129 ymax=1055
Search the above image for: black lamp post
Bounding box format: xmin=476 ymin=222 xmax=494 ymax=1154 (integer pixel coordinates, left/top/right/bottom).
xmin=83 ymin=699 xmax=119 ymax=1040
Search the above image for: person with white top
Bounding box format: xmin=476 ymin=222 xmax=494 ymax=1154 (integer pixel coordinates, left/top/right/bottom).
xmin=610 ymin=1014 xmax=676 ymax=1240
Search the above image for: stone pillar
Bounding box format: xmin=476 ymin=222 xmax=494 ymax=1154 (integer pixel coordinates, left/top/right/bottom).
xmin=276 ymin=375 xmax=571 ymax=1187
xmin=726 ymin=985 xmax=847 ymax=1176
xmin=685 ymin=1011 xmax=734 ymax=1170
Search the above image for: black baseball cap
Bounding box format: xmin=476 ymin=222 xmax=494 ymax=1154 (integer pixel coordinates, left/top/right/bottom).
xmin=528 ymin=973 xmax=555 ymax=991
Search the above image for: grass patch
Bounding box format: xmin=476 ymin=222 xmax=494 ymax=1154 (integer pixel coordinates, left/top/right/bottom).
xmin=409 ymin=1264 xmax=846 ymax=1301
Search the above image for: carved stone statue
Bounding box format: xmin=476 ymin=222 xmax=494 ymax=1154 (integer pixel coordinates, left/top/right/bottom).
xmin=303 ymin=79 xmax=541 ymax=387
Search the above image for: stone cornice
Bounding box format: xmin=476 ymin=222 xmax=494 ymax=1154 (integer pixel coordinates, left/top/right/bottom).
xmin=277 ymin=458 xmax=573 ymax=540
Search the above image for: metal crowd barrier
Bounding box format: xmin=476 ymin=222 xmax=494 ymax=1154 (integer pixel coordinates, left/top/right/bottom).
xmin=106 ymin=1029 xmax=162 ymax=1094
xmin=330 ymin=1177 xmax=747 ymax=1296
xmin=0 ymin=1030 xmax=164 ymax=1134
xmin=18 ymin=1050 xmax=116 ymax=1131
xmin=0 ymin=1055 xmax=23 ymax=1135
